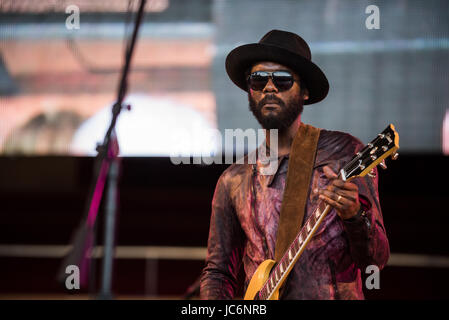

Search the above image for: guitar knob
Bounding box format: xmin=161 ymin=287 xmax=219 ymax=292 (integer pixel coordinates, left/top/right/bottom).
xmin=392 ymin=152 xmax=399 ymax=160
xmin=379 ymin=161 xmax=387 ymax=170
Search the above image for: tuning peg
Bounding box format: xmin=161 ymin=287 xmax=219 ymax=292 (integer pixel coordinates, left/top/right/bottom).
xmin=392 ymin=152 xmax=399 ymax=160
xmin=379 ymin=160 xmax=387 ymax=170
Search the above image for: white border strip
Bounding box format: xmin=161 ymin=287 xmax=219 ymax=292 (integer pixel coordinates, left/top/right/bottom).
xmin=1 ymin=244 xmax=449 ymax=268
xmin=215 ymin=38 xmax=449 ymax=56
xmin=0 ymin=22 xmax=214 ymax=40
xmin=0 ymin=244 xmax=206 ymax=260
xmin=387 ymin=253 xmax=449 ymax=268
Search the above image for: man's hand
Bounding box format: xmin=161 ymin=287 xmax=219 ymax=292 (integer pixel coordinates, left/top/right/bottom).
xmin=316 ymin=166 xmax=361 ymax=220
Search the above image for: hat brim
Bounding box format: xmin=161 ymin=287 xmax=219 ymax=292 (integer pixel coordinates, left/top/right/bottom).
xmin=225 ymin=43 xmax=329 ymax=105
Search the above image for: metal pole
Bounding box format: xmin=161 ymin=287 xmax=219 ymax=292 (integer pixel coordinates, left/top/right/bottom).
xmin=98 ymin=149 xmax=120 ymax=299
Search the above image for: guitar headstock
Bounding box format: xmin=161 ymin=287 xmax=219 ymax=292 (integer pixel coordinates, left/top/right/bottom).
xmin=343 ymin=124 xmax=399 ymax=180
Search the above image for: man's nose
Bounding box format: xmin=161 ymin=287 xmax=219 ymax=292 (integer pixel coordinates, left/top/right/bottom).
xmin=263 ymin=77 xmax=278 ymax=93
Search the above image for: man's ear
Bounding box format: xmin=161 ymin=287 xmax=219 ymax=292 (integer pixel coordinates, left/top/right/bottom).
xmin=302 ymin=88 xmax=309 ymax=101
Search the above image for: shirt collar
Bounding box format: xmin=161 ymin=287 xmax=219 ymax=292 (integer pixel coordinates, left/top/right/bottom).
xmin=253 ymin=142 xmax=290 ymax=186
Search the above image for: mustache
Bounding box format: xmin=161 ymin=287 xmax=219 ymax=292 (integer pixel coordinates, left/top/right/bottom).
xmin=258 ymin=95 xmax=285 ymax=108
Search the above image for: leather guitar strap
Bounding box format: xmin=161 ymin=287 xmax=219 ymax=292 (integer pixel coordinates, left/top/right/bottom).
xmin=274 ymin=122 xmax=321 ymax=262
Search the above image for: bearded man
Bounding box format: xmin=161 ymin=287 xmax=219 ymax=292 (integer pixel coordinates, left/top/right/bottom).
xmin=199 ymin=30 xmax=389 ymax=300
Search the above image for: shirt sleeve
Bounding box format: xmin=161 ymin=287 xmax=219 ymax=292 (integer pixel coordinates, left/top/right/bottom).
xmin=342 ymin=166 xmax=390 ymax=271
xmin=199 ymin=171 xmax=245 ymax=299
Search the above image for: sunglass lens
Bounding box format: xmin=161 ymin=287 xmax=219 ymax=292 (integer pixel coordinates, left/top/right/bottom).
xmin=273 ymin=72 xmax=294 ymax=91
xmin=248 ymin=72 xmax=269 ymax=91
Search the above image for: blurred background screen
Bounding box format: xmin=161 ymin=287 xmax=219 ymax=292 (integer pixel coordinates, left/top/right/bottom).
xmin=1 ymin=0 xmax=448 ymax=156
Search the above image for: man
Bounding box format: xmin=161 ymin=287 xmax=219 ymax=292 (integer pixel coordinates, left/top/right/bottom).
xmin=200 ymin=30 xmax=389 ymax=299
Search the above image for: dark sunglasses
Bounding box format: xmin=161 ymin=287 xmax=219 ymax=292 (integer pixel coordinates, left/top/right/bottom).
xmin=247 ymin=71 xmax=295 ymax=92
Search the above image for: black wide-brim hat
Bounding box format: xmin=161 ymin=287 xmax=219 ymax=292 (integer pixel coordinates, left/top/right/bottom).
xmin=225 ymin=29 xmax=329 ymax=105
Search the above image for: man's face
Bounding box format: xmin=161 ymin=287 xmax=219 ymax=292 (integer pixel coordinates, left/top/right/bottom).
xmin=248 ymin=62 xmax=308 ymax=131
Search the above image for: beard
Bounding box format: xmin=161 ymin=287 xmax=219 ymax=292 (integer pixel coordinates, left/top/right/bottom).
xmin=248 ymin=93 xmax=304 ymax=132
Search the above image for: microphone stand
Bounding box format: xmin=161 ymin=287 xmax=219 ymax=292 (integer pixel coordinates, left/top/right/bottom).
xmin=58 ymin=0 xmax=147 ymax=300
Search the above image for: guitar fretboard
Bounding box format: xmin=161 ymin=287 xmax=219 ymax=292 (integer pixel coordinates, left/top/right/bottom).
xmin=257 ymin=200 xmax=329 ymax=300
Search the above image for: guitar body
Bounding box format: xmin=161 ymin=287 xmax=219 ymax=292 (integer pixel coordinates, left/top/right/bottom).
xmin=244 ymin=259 xmax=279 ymax=300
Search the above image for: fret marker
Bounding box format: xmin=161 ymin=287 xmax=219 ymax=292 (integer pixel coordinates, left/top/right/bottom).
xmin=280 ymin=264 xmax=284 ymax=273
xmin=288 ymin=249 xmax=292 ymax=260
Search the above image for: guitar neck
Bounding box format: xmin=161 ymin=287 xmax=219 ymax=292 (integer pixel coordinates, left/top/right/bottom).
xmin=258 ymin=168 xmax=347 ymax=300
xmin=258 ymin=200 xmax=332 ymax=300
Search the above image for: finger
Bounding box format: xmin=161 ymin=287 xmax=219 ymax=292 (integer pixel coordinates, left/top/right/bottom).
xmin=325 ymin=180 xmax=355 ymax=196
xmin=319 ymin=193 xmax=344 ymax=209
xmin=322 ymin=165 xmax=338 ymax=179
xmin=332 ymin=179 xmax=346 ymax=187
xmin=323 ymin=182 xmax=338 ymax=194
xmin=332 ymin=179 xmax=359 ymax=191
xmin=333 ymin=189 xmax=358 ymax=202
xmin=320 ymin=189 xmax=353 ymax=206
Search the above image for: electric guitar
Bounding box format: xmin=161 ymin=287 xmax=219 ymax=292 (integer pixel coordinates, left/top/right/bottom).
xmin=244 ymin=124 xmax=399 ymax=300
